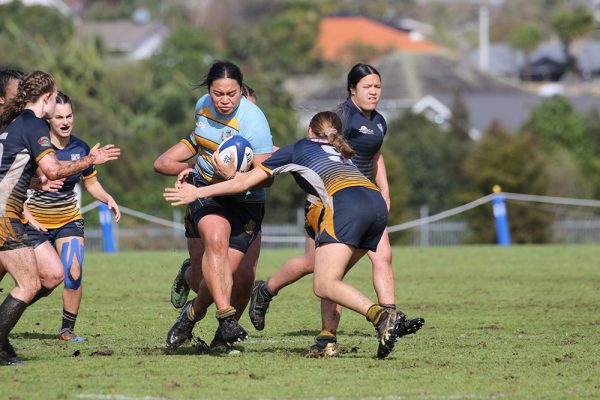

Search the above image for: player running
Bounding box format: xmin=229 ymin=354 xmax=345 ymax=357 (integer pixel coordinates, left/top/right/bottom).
xmin=165 ymin=111 xmax=421 ymax=359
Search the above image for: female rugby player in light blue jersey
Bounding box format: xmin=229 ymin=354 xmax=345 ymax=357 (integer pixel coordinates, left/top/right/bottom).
xmin=165 ymin=111 xmax=419 ymax=359
xmin=24 ymin=92 xmax=121 ymax=342
xmin=154 ymin=61 xmax=273 ymax=349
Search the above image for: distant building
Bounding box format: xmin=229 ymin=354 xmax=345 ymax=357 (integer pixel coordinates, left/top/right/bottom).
xmin=469 ymin=40 xmax=600 ymax=81
xmin=295 ymin=51 xmax=599 ymax=139
xmin=76 ymin=19 xmax=169 ymax=61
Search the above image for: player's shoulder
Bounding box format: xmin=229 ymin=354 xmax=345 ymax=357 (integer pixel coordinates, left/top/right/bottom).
xmin=20 ymin=109 xmax=49 ymax=130
xmin=68 ymin=135 xmax=91 ymax=151
xmin=238 ymin=97 xmax=267 ymax=122
xmin=372 ymin=109 xmax=386 ymax=124
xmin=195 ymin=94 xmax=211 ymax=112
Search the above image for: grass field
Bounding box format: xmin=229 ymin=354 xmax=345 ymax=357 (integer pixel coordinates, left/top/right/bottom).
xmin=0 ymin=245 xmax=599 ymax=399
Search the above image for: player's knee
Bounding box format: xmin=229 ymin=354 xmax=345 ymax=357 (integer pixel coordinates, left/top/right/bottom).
xmin=313 ymin=280 xmax=329 ymax=300
xmin=202 ymin=232 xmax=229 ymax=253
xmin=46 ymin=273 xmax=64 ymax=289
xmin=371 ymin=248 xmax=392 ymax=267
xmin=17 ymin=276 xmax=41 ymax=302
xmin=301 ymin=258 xmax=316 ymax=275
xmin=64 ymin=269 xmax=82 ymax=290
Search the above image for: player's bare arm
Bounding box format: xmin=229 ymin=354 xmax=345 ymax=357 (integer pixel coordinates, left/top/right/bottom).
xmin=164 ymin=167 xmax=270 ymax=206
xmin=154 ymin=142 xmax=194 ymax=176
xmin=38 ymin=143 xmax=120 ymax=180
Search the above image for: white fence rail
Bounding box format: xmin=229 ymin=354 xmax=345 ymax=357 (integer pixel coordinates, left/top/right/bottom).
xmin=81 ymin=192 xmax=600 ymax=251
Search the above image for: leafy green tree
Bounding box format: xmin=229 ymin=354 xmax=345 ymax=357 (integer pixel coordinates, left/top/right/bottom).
xmin=462 ymin=124 xmax=553 ymax=244
xmin=0 ymin=2 xmax=73 ymax=47
xmin=581 ymin=108 xmax=600 ymax=199
xmin=510 ymin=21 xmax=544 ymax=78
xmin=225 ymin=1 xmax=326 ymax=75
xmin=550 ymin=5 xmax=596 ymax=76
xmin=522 ymin=96 xmax=589 ymax=161
xmin=386 ymin=112 xmax=462 ymax=214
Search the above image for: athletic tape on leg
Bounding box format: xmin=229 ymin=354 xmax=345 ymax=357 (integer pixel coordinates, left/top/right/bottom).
xmin=61 ymin=239 xmax=85 ymax=290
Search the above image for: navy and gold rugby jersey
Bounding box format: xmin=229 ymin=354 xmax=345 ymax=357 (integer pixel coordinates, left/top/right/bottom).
xmin=259 ymin=138 xmax=379 ymax=208
xmin=0 ymin=109 xmax=54 ymax=221
xmin=26 ymin=135 xmax=95 ymax=229
xmin=334 ymin=99 xmax=387 ymax=179
xmin=181 ymin=95 xmax=273 ymax=203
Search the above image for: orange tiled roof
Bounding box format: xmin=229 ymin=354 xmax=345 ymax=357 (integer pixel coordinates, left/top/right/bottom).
xmin=316 ymin=16 xmax=441 ymax=61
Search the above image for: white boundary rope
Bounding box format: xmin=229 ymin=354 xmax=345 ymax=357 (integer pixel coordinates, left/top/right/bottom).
xmin=82 ymin=192 xmax=600 ymax=236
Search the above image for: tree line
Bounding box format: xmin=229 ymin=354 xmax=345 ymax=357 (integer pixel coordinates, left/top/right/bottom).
xmin=2 ymin=1 xmax=599 ymax=243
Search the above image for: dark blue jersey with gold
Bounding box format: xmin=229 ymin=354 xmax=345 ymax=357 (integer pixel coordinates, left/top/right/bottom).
xmin=259 ymin=138 xmax=379 ymax=206
xmin=0 ymin=109 xmax=54 ymax=220
xmin=334 ymin=99 xmax=387 ymax=179
xmin=26 ymin=135 xmax=96 ymax=229
xmin=260 ymin=137 xmax=385 ymax=251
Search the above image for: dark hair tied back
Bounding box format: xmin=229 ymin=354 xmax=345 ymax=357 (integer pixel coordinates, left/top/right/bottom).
xmin=0 ymin=70 xmax=55 ymax=127
xmin=197 ymin=60 xmax=243 ymax=89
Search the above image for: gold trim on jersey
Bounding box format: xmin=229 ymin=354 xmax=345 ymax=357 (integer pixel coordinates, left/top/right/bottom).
xmin=197 ymin=106 xmax=240 ymax=132
xmin=82 ymin=170 xmax=97 ymax=180
xmin=193 ymin=136 xmax=219 ymax=165
xmin=198 ymin=169 xmax=224 ymax=184
xmin=27 ymin=212 xmax=82 ymax=230
xmin=34 ymin=148 xmax=54 ymax=163
xmin=194 ymin=135 xmax=219 ymax=152
xmin=181 ymin=138 xmax=197 ymax=155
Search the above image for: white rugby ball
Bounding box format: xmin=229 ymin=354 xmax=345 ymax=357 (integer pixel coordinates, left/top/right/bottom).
xmin=216 ymin=135 xmax=254 ymax=173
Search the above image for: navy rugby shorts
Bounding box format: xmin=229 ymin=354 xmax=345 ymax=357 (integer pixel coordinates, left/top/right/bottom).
xmin=184 ymin=172 xmax=263 ymax=252
xmin=316 ymin=187 xmax=387 ymax=252
xmin=25 ymin=219 xmax=84 ymax=248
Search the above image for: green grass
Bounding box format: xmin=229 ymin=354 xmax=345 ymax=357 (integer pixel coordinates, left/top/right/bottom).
xmin=1 ymin=246 xmax=599 ymax=399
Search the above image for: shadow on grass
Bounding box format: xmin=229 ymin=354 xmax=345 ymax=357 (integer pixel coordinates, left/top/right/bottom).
xmin=14 ymin=332 xmax=57 ymax=340
xmin=286 ymin=329 xmax=371 ymax=338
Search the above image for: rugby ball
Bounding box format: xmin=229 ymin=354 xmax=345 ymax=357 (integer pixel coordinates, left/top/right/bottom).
xmin=216 ymin=135 xmax=254 ymax=173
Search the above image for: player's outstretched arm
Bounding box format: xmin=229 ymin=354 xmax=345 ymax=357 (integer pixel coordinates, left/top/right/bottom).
xmin=38 ymin=143 xmax=120 ymax=180
xmin=164 ymin=167 xmax=270 ymax=206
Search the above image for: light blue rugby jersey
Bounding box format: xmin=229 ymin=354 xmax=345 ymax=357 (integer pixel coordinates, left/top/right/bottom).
xmin=181 ymin=94 xmax=273 ymax=202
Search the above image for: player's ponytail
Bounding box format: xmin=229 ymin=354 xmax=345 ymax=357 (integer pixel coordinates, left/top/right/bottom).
xmin=309 ymin=111 xmax=354 ymax=159
xmin=0 ymin=70 xmax=56 ymax=127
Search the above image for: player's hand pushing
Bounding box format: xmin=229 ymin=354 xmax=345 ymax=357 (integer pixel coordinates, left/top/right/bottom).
xmin=89 ymin=143 xmax=121 ymax=165
xmin=164 ymin=183 xmax=198 ymax=206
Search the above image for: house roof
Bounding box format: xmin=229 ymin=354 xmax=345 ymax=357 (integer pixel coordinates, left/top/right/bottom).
xmin=316 ymin=15 xmax=442 ymax=63
xmin=295 ymin=51 xmax=598 ymax=136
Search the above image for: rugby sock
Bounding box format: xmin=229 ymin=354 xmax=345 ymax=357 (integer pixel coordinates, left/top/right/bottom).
xmin=216 ymin=306 xmax=237 ymax=320
xmin=381 ymin=303 xmax=396 ymax=310
xmin=28 ymin=286 xmax=52 ymax=306
xmin=0 ymin=294 xmax=27 ymax=343
xmin=366 ymin=304 xmax=385 ymax=326
xmin=184 ymin=301 xmax=197 ymax=322
xmin=61 ymin=309 xmax=78 ymax=331
xmin=314 ymin=330 xmax=337 ymax=350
